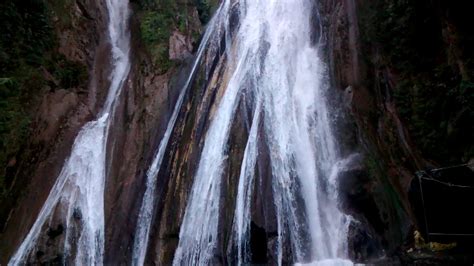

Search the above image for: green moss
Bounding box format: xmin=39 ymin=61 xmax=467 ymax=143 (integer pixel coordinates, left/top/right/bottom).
xmin=195 ymin=0 xmax=211 ymax=24
xmin=140 ymin=11 xmax=172 ymax=45
xmin=135 ymin=0 xmax=218 ymax=73
xmin=177 ymin=12 xmax=187 ymax=33
xmin=195 ymin=0 xmax=219 ymax=24
xmin=140 ymin=10 xmax=173 ymax=73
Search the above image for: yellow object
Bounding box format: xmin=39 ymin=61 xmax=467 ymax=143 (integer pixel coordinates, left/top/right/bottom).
xmin=413 ymin=230 xmax=457 ymax=251
xmin=414 ymin=230 xmax=425 ymax=248
xmin=429 ymin=242 xmax=457 ymax=251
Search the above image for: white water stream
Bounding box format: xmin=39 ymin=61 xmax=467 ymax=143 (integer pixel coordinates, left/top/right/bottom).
xmin=9 ymin=0 xmax=131 ymax=265
xmin=173 ymin=0 xmax=353 ymax=265
xmin=11 ymin=0 xmax=358 ymax=264
xmin=131 ymin=2 xmax=231 ymax=264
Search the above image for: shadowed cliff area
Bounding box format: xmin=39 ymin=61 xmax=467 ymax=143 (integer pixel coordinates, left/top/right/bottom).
xmin=322 ymin=0 xmax=474 ymax=263
xmin=0 ymin=2 xmax=109 ymax=260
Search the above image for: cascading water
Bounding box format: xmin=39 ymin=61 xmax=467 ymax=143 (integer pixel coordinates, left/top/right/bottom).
xmin=232 ymin=99 xmax=262 ymax=263
xmin=131 ymin=2 xmax=231 ymax=264
xmin=173 ymin=0 xmax=353 ymax=265
xmin=8 ymin=0 xmax=131 ymax=265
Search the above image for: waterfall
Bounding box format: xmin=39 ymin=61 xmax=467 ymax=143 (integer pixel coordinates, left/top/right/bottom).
xmin=173 ymin=0 xmax=353 ymax=265
xmin=131 ymin=2 xmax=231 ymax=264
xmin=232 ymin=100 xmax=261 ymax=263
xmin=8 ymin=0 xmax=131 ymax=265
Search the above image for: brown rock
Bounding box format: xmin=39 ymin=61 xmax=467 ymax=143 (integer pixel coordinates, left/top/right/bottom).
xmin=36 ymin=89 xmax=79 ymax=143
xmin=169 ymin=30 xmax=193 ymax=61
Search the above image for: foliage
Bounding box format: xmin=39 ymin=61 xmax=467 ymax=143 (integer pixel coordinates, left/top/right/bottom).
xmin=0 ymin=78 xmax=30 ymax=197
xmin=54 ymin=56 xmax=88 ymax=89
xmin=392 ymin=63 xmax=474 ymax=164
xmin=0 ymin=0 xmax=53 ymax=72
xmin=0 ymin=0 xmax=51 ymax=195
xmin=196 ymin=0 xmax=220 ymax=24
xmin=195 ymin=0 xmax=212 ymax=24
xmin=47 ymin=0 xmax=74 ymax=28
xmin=136 ymin=0 xmax=215 ymax=73
xmin=140 ymin=10 xmax=173 ymax=72
xmin=360 ymin=0 xmax=474 ymax=164
xmin=361 ymin=0 xmax=442 ymax=72
xmin=0 ymin=0 xmax=87 ymax=196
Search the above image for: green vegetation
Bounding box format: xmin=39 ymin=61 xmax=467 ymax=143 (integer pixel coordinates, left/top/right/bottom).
xmin=47 ymin=0 xmax=74 ymax=28
xmin=360 ymin=0 xmax=474 ymax=164
xmin=0 ymin=0 xmax=216 ymax=202
xmin=140 ymin=9 xmax=174 ymax=72
xmin=135 ymin=0 xmax=216 ymax=73
xmin=53 ymin=56 xmax=88 ymax=89
xmin=195 ymin=0 xmax=219 ymax=24
xmin=0 ymin=0 xmax=87 ymax=197
xmin=0 ymin=0 xmax=51 ymax=196
xmin=393 ymin=68 xmax=474 ymax=163
xmin=0 ymin=78 xmax=30 ymax=197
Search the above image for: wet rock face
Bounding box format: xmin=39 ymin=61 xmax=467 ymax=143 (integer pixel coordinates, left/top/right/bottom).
xmin=338 ymin=167 xmax=385 ymax=261
xmin=1 ymin=0 xmax=209 ymax=262
xmin=103 ymin=1 xmax=210 ymax=264
xmin=56 ymin=0 xmax=107 ymax=64
xmin=148 ymin=51 xmax=229 ymax=266
xmin=36 ymin=89 xmax=81 ymax=143
xmin=169 ymin=30 xmax=194 ymax=61
xmin=319 ymin=0 xmax=418 ymax=260
xmin=108 ymin=0 xmax=415 ymax=263
xmin=322 ymin=0 xmax=472 ymax=263
xmin=0 ymin=0 xmax=110 ymax=262
xmin=249 ymin=221 xmax=269 ymax=264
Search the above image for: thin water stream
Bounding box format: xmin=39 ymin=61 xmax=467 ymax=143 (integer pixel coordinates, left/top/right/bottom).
xmin=9 ymin=1 xmax=131 ymax=264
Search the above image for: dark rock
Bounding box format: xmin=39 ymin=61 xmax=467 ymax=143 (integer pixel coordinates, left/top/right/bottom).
xmin=47 ymin=224 xmax=64 ymax=240
xmin=250 ymin=221 xmax=268 ymax=264
xmin=72 ymin=207 xmax=82 ymax=221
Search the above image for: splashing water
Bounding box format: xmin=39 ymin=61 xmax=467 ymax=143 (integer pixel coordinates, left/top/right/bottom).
xmin=9 ymin=0 xmax=131 ymax=265
xmin=173 ymin=0 xmax=354 ymax=265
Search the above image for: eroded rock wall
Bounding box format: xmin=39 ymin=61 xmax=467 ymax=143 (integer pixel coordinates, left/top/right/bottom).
xmin=320 ymin=0 xmax=419 ymax=261
xmin=0 ymin=0 xmax=209 ymax=264
xmin=0 ymin=0 xmax=110 ymax=262
xmin=321 ymin=0 xmax=473 ymax=262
